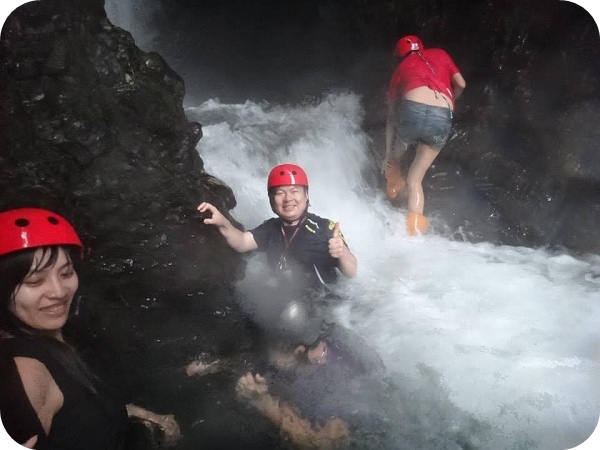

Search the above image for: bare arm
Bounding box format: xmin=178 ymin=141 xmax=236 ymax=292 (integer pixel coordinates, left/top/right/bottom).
xmin=451 ymin=72 xmax=466 ymax=101
xmin=236 ymin=373 xmax=349 ymax=448
xmin=20 ymin=436 xmax=38 ymax=448
xmin=126 ymin=404 xmax=181 ymax=445
xmin=197 ymin=202 xmax=258 ymax=252
xmin=14 ymin=357 xmax=63 ymax=436
xmin=14 ymin=359 xmax=182 ymax=446
xmin=328 ymin=222 xmax=357 ymax=278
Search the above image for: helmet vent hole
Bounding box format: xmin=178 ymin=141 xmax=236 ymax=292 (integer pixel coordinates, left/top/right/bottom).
xmin=15 ymin=218 xmax=29 ymax=227
xmin=291 ymin=171 xmax=297 ymax=175
xmin=47 ymin=216 xmax=59 ymax=225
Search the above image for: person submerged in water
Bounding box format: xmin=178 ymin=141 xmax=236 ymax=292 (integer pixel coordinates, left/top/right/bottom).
xmin=0 ymin=208 xmax=181 ymax=449
xmin=197 ymin=163 xmax=357 ymax=295
xmin=234 ymin=300 xmax=391 ymax=449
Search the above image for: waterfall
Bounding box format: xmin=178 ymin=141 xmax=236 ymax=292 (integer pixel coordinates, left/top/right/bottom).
xmin=186 ymin=92 xmax=600 ymax=450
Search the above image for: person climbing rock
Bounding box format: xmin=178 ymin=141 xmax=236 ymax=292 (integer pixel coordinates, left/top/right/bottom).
xmin=384 ymin=35 xmax=466 ymax=236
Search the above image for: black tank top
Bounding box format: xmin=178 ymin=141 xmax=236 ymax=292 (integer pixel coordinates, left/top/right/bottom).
xmin=0 ymin=336 xmax=129 ymax=450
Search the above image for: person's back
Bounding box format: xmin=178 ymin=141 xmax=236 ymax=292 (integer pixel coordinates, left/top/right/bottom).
xmin=383 ymin=36 xmax=466 ymax=235
xmin=387 ymin=48 xmax=460 ymax=110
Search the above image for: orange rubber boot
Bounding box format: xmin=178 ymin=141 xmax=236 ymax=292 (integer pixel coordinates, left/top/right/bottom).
xmin=384 ymin=160 xmax=406 ymax=200
xmin=406 ymin=211 xmax=429 ymax=236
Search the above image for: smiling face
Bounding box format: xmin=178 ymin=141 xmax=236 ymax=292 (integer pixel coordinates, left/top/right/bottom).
xmin=270 ymin=185 xmax=308 ymax=224
xmin=10 ymin=247 xmax=78 ymax=336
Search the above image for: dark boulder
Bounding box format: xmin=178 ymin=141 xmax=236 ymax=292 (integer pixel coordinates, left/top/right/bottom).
xmin=0 ymin=0 xmax=242 ymax=299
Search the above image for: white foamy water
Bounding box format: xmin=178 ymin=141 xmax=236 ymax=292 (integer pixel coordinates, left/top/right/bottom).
xmin=186 ymin=92 xmax=600 ymax=450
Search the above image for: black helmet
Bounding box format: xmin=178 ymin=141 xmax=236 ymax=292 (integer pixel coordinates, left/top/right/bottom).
xmin=269 ymin=300 xmax=325 ymax=348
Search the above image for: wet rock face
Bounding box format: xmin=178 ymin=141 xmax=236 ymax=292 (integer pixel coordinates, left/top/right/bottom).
xmin=438 ymin=0 xmax=600 ymax=252
xmin=0 ymin=0 xmax=241 ymax=298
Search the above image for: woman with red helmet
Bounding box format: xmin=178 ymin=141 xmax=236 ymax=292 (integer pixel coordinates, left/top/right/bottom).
xmin=197 ymin=163 xmax=357 ymax=291
xmin=0 ymin=208 xmax=181 ymax=449
xmin=384 ymin=35 xmax=466 ymax=236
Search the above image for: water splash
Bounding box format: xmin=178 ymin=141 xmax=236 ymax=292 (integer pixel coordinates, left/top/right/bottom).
xmin=187 ymin=92 xmax=600 ymax=449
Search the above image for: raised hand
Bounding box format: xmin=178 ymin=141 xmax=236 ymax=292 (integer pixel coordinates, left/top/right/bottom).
xmin=196 ymin=202 xmax=226 ymax=227
xmin=236 ymin=372 xmax=269 ymax=400
xmin=328 ymin=222 xmax=346 ymax=259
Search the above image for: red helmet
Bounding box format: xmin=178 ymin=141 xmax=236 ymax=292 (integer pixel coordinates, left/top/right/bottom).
xmin=0 ymin=208 xmax=82 ymax=257
xmin=395 ymin=35 xmax=423 ymax=57
xmin=267 ymin=163 xmax=309 ymax=190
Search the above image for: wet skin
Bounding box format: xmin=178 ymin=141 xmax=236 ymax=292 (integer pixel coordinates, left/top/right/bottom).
xmin=271 ymin=185 xmax=308 ymax=225
xmin=10 ymin=248 xmax=77 ymax=339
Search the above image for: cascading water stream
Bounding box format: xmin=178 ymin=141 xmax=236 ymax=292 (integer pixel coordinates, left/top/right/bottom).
xmin=186 ymin=93 xmax=600 ymax=450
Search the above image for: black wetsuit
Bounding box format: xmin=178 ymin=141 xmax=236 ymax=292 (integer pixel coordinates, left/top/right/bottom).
xmin=0 ymin=336 xmax=129 ymax=450
xmin=250 ymin=212 xmax=345 ymax=291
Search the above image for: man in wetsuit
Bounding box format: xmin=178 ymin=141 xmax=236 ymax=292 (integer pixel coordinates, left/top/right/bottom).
xmin=197 ymin=163 xmax=357 ymax=293
xmin=384 ymin=35 xmax=466 ymax=236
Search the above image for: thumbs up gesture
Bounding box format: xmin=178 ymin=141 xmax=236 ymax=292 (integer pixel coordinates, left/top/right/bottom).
xmin=328 ymin=222 xmax=345 ymax=259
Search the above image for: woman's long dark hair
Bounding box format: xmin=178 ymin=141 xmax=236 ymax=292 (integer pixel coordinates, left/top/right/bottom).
xmin=0 ymin=246 xmax=100 ymax=395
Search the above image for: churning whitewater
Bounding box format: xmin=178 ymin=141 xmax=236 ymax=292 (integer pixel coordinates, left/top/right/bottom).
xmin=186 ymin=92 xmax=600 ymax=450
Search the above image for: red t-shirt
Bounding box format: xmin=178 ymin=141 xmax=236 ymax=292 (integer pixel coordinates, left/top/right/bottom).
xmin=386 ymin=48 xmax=460 ymax=106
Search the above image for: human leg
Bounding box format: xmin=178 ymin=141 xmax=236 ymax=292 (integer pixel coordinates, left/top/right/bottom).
xmin=384 ymin=139 xmax=408 ymax=200
xmin=405 ymin=143 xmax=440 ymax=235
xmin=390 ymin=100 xmax=451 ymax=231
xmin=406 ymin=143 xmax=440 ymax=214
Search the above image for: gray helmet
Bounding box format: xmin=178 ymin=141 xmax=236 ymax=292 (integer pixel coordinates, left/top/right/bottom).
xmin=269 ymin=300 xmax=325 ymax=348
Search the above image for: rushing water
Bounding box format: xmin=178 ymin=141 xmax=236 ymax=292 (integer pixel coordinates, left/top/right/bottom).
xmin=185 ymin=93 xmax=600 ymax=450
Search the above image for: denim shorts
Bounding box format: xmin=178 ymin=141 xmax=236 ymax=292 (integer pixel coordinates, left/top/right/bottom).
xmin=395 ymin=99 xmax=453 ymax=150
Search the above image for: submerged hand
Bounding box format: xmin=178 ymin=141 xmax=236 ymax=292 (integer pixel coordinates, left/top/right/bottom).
xmin=185 ymin=358 xmax=224 ymax=377
xmin=127 ymin=405 xmax=182 ymax=447
xmin=155 ymin=414 xmax=181 ymax=446
xmin=316 ymin=418 xmax=350 ymax=446
xmin=236 ymin=372 xmax=269 ymax=400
